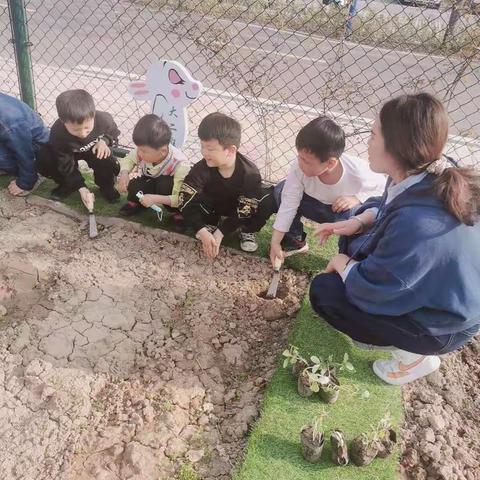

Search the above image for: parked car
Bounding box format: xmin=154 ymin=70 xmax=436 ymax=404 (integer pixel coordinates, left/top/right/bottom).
xmin=398 ymin=0 xmax=441 ymax=9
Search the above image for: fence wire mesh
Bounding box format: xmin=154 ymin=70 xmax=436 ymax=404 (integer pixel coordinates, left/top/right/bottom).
xmin=1 ymin=0 xmax=479 ymax=181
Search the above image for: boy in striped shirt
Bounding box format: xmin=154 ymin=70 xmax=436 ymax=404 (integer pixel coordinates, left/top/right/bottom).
xmin=118 ymin=114 xmax=190 ymax=215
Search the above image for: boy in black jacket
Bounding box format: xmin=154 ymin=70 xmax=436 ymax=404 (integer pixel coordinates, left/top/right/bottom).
xmin=37 ymin=89 xmax=121 ymax=205
xmin=178 ymin=112 xmax=275 ymax=258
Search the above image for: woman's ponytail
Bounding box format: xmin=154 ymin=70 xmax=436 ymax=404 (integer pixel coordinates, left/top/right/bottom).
xmin=434 ymin=167 xmax=480 ymax=226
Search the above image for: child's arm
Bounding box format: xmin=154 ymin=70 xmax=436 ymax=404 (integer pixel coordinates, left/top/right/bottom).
xmin=169 ymin=163 xmax=190 ymax=208
xmin=96 ymin=111 xmax=120 ymax=147
xmin=141 ymin=162 xmax=191 ymax=207
xmin=49 ymin=126 xmax=86 ymax=190
xmin=177 ymin=161 xmax=210 ymax=232
xmin=117 ymin=149 xmax=137 ymax=193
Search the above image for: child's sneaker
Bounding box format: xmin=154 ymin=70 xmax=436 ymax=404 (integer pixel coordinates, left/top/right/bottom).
xmin=100 ymin=186 xmax=120 ymax=203
xmin=50 ymin=184 xmax=75 ymax=201
xmin=239 ymin=232 xmax=258 ymax=252
xmin=120 ymin=201 xmax=143 ymax=216
xmin=281 ymin=233 xmax=309 ymax=257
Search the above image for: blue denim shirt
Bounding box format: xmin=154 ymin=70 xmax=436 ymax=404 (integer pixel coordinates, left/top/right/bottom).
xmin=0 ymin=92 xmax=50 ymax=190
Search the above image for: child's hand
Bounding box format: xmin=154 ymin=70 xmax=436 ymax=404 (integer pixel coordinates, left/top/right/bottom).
xmin=269 ymin=242 xmax=284 ymax=267
xmin=138 ymin=194 xmax=157 ymax=208
xmin=332 ymin=195 xmax=360 ymax=213
xmin=117 ymin=171 xmax=130 ymax=193
xmin=92 ymin=139 xmax=111 ymax=159
xmin=7 ymin=180 xmax=27 ymax=196
xmin=197 ymin=227 xmax=219 ymax=259
xmin=79 ymin=187 xmax=94 ymax=211
xmin=213 ymin=228 xmax=224 ymax=248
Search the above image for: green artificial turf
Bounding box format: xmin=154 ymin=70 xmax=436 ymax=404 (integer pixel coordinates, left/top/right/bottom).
xmin=235 ymin=299 xmax=402 ymax=480
xmin=2 ymin=173 xmax=402 ymax=479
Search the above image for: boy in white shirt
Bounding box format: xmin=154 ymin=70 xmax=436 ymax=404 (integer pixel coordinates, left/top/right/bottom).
xmin=270 ymin=116 xmax=386 ymax=264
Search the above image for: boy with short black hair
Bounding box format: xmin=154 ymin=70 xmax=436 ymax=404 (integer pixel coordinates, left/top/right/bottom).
xmin=118 ymin=114 xmax=189 ymax=215
xmin=36 ymin=89 xmax=121 ymax=206
xmin=178 ymin=112 xmax=275 ymax=258
xmin=0 ymin=92 xmax=49 ymax=196
xmin=270 ymin=116 xmax=386 ymax=265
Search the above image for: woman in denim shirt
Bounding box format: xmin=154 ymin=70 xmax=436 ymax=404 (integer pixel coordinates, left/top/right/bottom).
xmin=0 ymin=92 xmax=49 ymax=196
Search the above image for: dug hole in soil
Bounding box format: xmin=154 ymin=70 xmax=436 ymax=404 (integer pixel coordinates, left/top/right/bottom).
xmin=0 ymin=191 xmax=308 ymax=480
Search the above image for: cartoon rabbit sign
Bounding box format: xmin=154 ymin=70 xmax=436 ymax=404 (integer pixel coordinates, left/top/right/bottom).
xmin=128 ymin=60 xmax=203 ymax=148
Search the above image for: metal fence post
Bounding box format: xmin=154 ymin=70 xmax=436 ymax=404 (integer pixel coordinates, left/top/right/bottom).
xmin=7 ymin=0 xmax=36 ymax=109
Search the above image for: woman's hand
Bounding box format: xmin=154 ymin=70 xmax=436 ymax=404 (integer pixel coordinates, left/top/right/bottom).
xmin=324 ymin=253 xmax=350 ymax=275
xmin=314 ymin=218 xmax=363 ymax=245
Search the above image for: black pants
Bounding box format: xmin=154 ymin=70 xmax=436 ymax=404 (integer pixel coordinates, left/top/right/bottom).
xmin=184 ymin=185 xmax=277 ymax=234
xmin=309 ymin=272 xmax=479 ymax=355
xmin=36 ymin=145 xmax=120 ymax=190
xmin=127 ymin=175 xmax=174 ymax=203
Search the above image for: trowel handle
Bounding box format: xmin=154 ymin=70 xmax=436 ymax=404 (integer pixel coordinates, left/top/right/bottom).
xmin=273 ymin=256 xmax=282 ymax=271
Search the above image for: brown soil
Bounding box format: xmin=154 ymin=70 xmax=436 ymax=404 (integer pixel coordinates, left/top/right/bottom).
xmin=0 ymin=191 xmax=307 ymax=480
xmin=400 ymin=341 xmax=480 ymax=480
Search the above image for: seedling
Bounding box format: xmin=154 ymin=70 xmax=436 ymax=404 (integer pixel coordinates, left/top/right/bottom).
xmin=331 ymin=429 xmax=349 ymax=466
xmin=300 ymin=410 xmax=327 ymax=463
xmin=301 ymin=353 xmax=355 ymax=403
xmin=282 ymin=345 xmax=309 ymax=377
xmin=350 ymin=411 xmax=396 ymax=466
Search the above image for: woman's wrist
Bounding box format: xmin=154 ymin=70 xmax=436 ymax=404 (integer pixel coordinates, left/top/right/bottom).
xmin=351 ymin=216 xmax=365 ymax=234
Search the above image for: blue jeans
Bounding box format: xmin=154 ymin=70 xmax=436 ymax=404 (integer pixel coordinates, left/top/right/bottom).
xmin=0 ymin=93 xmax=49 ymax=190
xmin=310 ymin=273 xmax=479 ymax=355
xmin=274 ymin=180 xmax=356 ymax=241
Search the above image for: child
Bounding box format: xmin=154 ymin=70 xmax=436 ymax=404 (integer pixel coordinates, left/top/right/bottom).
xmin=270 ymin=116 xmax=386 ymax=264
xmin=178 ymin=112 xmax=275 ymax=258
xmin=118 ymin=114 xmax=189 ymax=215
xmin=36 ymin=89 xmax=121 ymax=206
xmin=0 ymin=92 xmax=49 ymax=196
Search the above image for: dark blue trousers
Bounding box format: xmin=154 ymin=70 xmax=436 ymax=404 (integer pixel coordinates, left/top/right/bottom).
xmin=274 ymin=180 xmax=355 ymax=240
xmin=309 ymin=273 xmax=479 ymax=355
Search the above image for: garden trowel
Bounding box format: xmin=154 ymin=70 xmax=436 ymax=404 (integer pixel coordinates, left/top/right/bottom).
xmin=88 ymin=208 xmax=98 ymax=238
xmin=85 ymin=192 xmax=97 ymax=239
xmin=266 ymin=257 xmax=282 ymax=299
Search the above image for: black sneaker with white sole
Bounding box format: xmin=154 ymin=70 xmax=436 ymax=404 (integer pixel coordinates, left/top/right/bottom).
xmin=281 ymin=233 xmax=309 ymax=256
xmin=239 ymin=232 xmax=258 ymax=252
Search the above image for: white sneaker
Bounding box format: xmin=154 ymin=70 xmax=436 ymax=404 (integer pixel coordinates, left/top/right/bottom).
xmin=239 ymin=232 xmax=258 ymax=252
xmin=373 ymin=349 xmax=441 ymax=386
xmin=352 ymin=340 xmax=396 ymax=351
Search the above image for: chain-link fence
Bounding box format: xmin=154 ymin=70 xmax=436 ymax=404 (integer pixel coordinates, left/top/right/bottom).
xmin=1 ymin=0 xmax=479 ymax=181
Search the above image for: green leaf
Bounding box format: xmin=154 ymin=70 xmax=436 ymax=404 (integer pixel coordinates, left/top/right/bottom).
xmin=311 ymin=364 xmax=320 ymax=373
xmin=345 ymin=362 xmax=355 ymax=372
xmin=283 ymin=359 xmax=289 ymax=368
xmin=343 ymin=352 xmax=349 ymax=363
xmin=282 ymin=349 xmax=290 ymax=357
xmin=361 ymin=390 xmax=371 ymax=400
xmin=311 ymin=383 xmax=320 ymax=393
xmin=310 ymin=355 xmax=320 ymax=364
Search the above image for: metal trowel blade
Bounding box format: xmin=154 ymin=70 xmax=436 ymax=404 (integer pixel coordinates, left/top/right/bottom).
xmin=88 ymin=213 xmax=98 ymax=238
xmin=266 ymin=271 xmax=281 ymax=299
